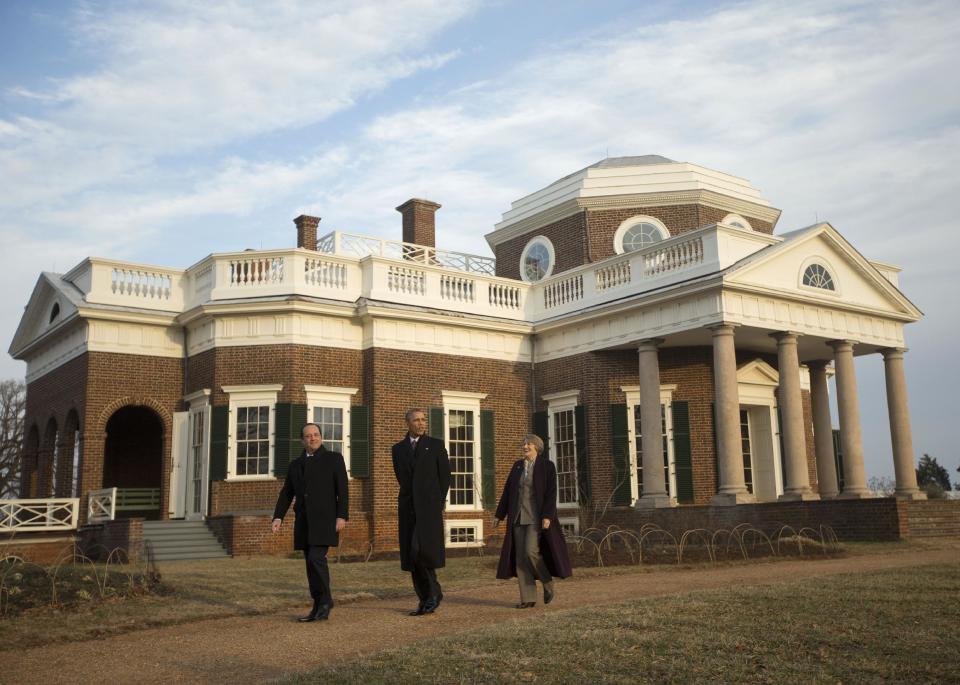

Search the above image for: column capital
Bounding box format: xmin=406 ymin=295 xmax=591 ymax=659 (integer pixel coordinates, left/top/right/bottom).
xmin=637 ymin=338 xmax=665 ymax=352
xmin=806 ymin=359 xmax=831 ymax=370
xmin=707 ymin=322 xmax=739 ymax=336
xmin=770 ymin=331 xmax=801 ymax=343
xmin=827 ymin=339 xmax=858 ymax=350
xmin=880 ymin=347 xmax=908 ymax=360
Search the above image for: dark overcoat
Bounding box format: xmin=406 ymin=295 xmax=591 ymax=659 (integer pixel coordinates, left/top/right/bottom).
xmin=494 ymin=457 xmax=573 ymax=580
xmin=392 ymin=434 xmax=451 ymax=571
xmin=273 ymin=446 xmax=349 ymax=550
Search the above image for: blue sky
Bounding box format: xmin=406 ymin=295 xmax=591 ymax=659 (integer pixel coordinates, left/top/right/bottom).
xmin=2 ymin=0 xmax=958 ymax=482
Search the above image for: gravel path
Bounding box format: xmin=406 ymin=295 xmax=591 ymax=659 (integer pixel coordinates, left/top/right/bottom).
xmin=4 ymin=543 xmax=958 ymax=684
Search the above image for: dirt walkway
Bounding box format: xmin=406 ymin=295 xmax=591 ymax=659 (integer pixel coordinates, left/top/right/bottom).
xmin=5 ymin=543 xmax=959 ymax=684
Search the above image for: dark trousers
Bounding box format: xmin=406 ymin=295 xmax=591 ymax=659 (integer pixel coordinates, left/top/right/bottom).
xmin=304 ymin=545 xmax=332 ymax=606
xmin=410 ymin=525 xmax=441 ymax=601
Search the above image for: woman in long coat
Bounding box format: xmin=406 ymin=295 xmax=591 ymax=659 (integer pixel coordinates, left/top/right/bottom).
xmin=494 ymin=433 xmax=572 ymax=608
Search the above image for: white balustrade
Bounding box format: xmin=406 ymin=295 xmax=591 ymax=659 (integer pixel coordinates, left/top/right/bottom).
xmin=643 ymin=236 xmax=704 ymax=277
xmin=595 ymin=258 xmax=632 ymax=292
xmin=387 ymin=265 xmax=426 ymax=296
xmin=304 ymin=256 xmax=348 ymax=290
xmin=229 ymin=255 xmax=285 ymax=286
xmin=543 ymin=274 xmax=583 ymax=309
xmin=317 ymin=231 xmax=495 ymax=276
xmin=112 ymin=267 xmax=174 ymax=300
xmin=488 ymin=283 xmax=523 ymax=310
xmin=87 ymin=487 xmax=117 ymax=523
xmin=0 ymin=498 xmax=80 ymax=532
xmin=440 ymin=274 xmax=476 ymax=303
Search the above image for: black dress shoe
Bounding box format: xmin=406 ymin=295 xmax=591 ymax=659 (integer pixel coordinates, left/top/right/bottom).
xmin=544 ymin=586 xmax=554 ymax=605
xmin=298 ymin=603 xmax=330 ymax=622
xmin=408 ymin=602 xmax=426 ymax=616
xmin=515 ymin=602 xmax=536 ymax=609
xmin=421 ymin=596 xmax=440 ymax=614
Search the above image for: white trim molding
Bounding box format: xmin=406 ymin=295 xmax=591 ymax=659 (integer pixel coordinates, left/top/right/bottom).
xmin=444 ymin=518 xmax=484 ymax=548
xmin=613 ymin=215 xmax=670 ymax=254
xmin=620 ymin=384 xmax=678 ymax=503
xmin=722 ymin=213 xmax=752 ymax=231
xmin=442 ymin=390 xmax=488 ymax=512
xmin=304 ymin=385 xmax=358 ymax=477
xmin=519 ymin=235 xmax=556 ymax=282
xmin=545 ymin=390 xmax=581 ymax=508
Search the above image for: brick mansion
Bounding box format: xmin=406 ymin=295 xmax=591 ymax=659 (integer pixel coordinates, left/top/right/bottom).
xmin=9 ymin=155 xmax=930 ymax=556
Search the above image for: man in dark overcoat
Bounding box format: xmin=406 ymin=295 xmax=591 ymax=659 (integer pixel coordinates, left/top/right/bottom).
xmin=392 ymin=407 xmax=451 ymax=616
xmin=272 ymin=422 xmax=348 ymax=622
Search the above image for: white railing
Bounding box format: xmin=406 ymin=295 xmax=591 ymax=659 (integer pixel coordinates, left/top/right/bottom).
xmin=228 ymin=255 xmax=285 ymax=286
xmin=488 ymin=282 xmax=523 ymax=310
xmin=387 ymin=265 xmax=426 ymax=296
xmin=317 ymin=231 xmax=496 ymax=275
xmin=643 ymin=235 xmax=704 ymax=277
xmin=304 ymin=255 xmax=348 ymax=290
xmin=87 ymin=487 xmax=116 ymax=523
xmin=440 ymin=274 xmax=476 ymax=303
xmin=543 ymin=273 xmax=583 ymax=309
xmin=112 ymin=267 xmax=174 ymax=300
xmin=595 ymin=258 xmax=632 ymax=292
xmin=0 ymin=498 xmax=80 ymax=532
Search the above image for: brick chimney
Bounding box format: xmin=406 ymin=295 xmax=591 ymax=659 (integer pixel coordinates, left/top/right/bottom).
xmin=294 ymin=214 xmax=320 ymax=250
xmin=396 ymin=199 xmax=440 ymax=248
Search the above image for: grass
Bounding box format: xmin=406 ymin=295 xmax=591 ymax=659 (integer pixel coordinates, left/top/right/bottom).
xmin=284 ymin=561 xmax=960 ymax=685
xmin=0 ymin=538 xmax=945 ymax=653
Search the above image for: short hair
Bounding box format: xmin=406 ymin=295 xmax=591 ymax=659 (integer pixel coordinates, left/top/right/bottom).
xmin=404 ymin=407 xmax=427 ymax=422
xmin=522 ymin=433 xmax=544 ymax=454
xmin=301 ymin=422 xmax=323 ymax=438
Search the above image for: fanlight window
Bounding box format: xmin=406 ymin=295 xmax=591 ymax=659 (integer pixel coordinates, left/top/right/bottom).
xmin=802 ymin=263 xmax=835 ymax=290
xmin=621 ymin=222 xmax=666 ymax=252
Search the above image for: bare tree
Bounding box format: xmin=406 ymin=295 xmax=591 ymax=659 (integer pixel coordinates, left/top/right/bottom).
xmin=0 ymin=379 xmax=26 ymax=498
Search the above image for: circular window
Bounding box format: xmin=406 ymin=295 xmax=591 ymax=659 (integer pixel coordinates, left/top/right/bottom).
xmin=519 ymin=236 xmax=555 ymax=282
xmin=613 ymin=216 xmax=669 ymax=254
xmin=802 ymin=263 xmax=835 ymax=291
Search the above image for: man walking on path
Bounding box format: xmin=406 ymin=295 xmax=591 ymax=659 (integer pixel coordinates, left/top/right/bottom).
xmin=392 ymin=408 xmax=451 ymax=616
xmin=272 ymin=422 xmax=349 ymax=622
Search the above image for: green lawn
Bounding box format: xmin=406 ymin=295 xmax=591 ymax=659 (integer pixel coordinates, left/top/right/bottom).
xmin=284 ymin=562 xmax=960 ymax=685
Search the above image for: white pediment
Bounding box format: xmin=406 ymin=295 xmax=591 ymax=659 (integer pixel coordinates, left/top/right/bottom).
xmin=8 ymin=274 xmax=81 ymax=359
xmin=724 ymin=223 xmax=921 ymax=320
xmin=737 ymin=359 xmax=779 ymax=386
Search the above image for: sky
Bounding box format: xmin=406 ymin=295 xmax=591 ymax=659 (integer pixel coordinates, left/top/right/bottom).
xmin=1 ymin=0 xmax=958 ymax=483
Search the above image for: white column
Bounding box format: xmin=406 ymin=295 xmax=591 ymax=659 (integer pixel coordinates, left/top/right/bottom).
xmin=881 ymin=348 xmax=925 ymax=500
xmin=807 ymin=361 xmax=839 ymax=498
xmin=710 ymin=324 xmax=754 ymax=506
xmin=772 ymin=332 xmax=818 ymax=501
xmin=829 ymin=340 xmax=868 ymax=498
xmin=636 ymin=339 xmax=674 ymax=508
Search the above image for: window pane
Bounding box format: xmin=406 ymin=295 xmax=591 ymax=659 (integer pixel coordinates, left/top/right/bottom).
xmin=553 ymin=409 xmax=578 ymax=504
xmin=448 ymin=409 xmax=475 ymax=506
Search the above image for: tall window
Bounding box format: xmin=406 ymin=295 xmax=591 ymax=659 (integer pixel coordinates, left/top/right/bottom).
xmin=223 ymin=384 xmax=281 ymax=480
xmin=633 ymin=404 xmax=669 ymax=495
xmin=621 ymin=384 xmax=676 ymax=503
xmin=305 ymin=386 xmax=357 ymax=475
xmin=740 ymin=409 xmax=754 ymax=494
xmin=442 ymin=391 xmax=486 ymax=510
xmin=448 ymin=409 xmax=476 ymax=506
xmin=553 ymin=409 xmax=578 ymax=505
xmin=190 ymin=410 xmax=205 ymax=514
xmin=235 ymin=406 xmax=270 ymax=476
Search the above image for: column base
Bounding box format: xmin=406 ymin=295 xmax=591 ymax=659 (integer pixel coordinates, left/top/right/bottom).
xmin=710 ymin=492 xmax=756 ymax=506
xmin=836 ymin=488 xmax=871 ymax=499
xmin=894 ymin=489 xmax=928 ymax=500
xmin=635 ymin=494 xmax=676 ymax=509
xmin=779 ymin=490 xmax=821 ymax=502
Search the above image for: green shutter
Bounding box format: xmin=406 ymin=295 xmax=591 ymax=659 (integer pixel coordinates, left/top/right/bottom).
xmin=711 ymin=402 xmax=718 ymax=495
xmin=210 ymin=405 xmax=229 ymax=481
xmin=533 ymin=411 xmax=549 ymax=459
xmin=273 ymin=403 xmax=306 ymax=479
xmin=672 ymin=401 xmax=693 ymax=503
xmin=832 ymin=428 xmax=845 ymax=491
xmin=776 ymin=406 xmax=786 ymax=490
xmin=575 ymin=405 xmax=590 ymax=504
xmin=428 ymin=406 xmax=445 ymax=440
xmin=350 ymin=405 xmax=370 ymax=478
xmin=480 ymin=409 xmax=495 ymax=508
xmin=610 ymin=403 xmax=631 ymax=506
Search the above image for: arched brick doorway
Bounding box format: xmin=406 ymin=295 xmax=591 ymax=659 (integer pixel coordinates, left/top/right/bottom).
xmin=103 ymin=406 xmax=163 ymax=519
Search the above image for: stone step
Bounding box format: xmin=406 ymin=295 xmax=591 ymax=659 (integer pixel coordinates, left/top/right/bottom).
xmin=142 ymin=519 xmax=229 ymax=560
xmin=151 ymin=550 xmax=231 ymax=561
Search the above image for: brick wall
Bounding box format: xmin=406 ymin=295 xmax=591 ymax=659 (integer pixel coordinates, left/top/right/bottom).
xmin=494 ymin=203 xmax=775 ymax=280
xmin=78 ymin=518 xmax=145 ymax=562
xmin=603 ymin=497 xmax=907 ymax=541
